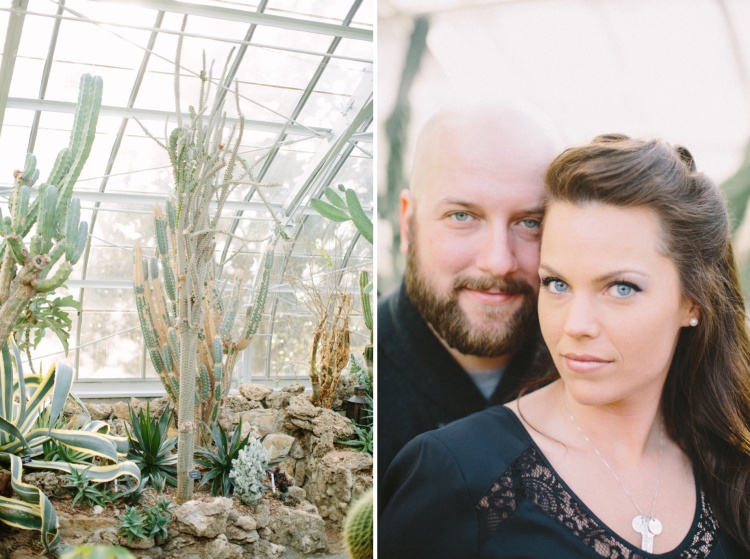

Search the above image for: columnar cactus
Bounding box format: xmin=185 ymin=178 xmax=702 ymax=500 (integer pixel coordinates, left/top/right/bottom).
xmin=133 ymin=23 xmax=279 ymax=503
xmin=0 ymin=74 xmax=98 ymax=345
xmin=310 ymin=291 xmax=352 ymax=408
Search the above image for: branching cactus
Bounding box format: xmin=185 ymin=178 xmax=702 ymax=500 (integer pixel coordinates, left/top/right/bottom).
xmin=133 ymin=20 xmax=280 ymax=503
xmin=310 ymin=291 xmax=352 ymax=408
xmin=0 ymin=74 xmax=98 ymax=345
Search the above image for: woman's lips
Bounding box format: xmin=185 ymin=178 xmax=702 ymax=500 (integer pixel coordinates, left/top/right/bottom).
xmin=562 ymin=354 xmax=612 ymax=373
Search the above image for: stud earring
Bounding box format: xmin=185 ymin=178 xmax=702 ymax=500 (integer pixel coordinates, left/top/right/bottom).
xmin=689 ymin=317 xmax=699 ymax=327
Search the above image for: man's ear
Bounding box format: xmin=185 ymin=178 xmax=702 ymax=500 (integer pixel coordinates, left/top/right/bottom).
xmin=399 ymin=190 xmax=414 ymax=255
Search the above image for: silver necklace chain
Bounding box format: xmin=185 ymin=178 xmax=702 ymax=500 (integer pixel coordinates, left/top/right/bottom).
xmin=563 ymin=396 xmax=664 ymax=517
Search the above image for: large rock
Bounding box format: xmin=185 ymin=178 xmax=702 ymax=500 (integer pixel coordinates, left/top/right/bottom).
xmin=148 ymin=395 xmax=171 ymax=419
xmin=85 ymin=402 xmax=113 ymax=421
xmin=303 ymin=450 xmax=373 ymax=526
xmin=262 ymin=433 xmax=295 ymax=461
xmin=281 ymin=383 xmax=305 ymax=395
xmin=265 ymin=506 xmax=327 ymax=554
xmin=164 ymin=534 xmax=243 ymax=559
xmin=171 ymin=496 xmax=232 ymax=538
xmin=235 ymin=409 xmax=282 ymax=436
xmin=238 ymin=384 xmax=273 ymax=402
xmin=284 ymin=395 xmax=354 ymax=439
xmin=22 ymin=471 xmax=67 ymax=498
xmin=223 ymin=394 xmax=261 ymax=413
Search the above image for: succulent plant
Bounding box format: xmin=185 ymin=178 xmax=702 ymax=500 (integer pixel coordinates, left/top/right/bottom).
xmin=342 ymin=488 xmax=373 ymax=559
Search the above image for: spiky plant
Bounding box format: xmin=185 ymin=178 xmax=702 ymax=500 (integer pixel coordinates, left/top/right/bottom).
xmin=0 ymin=74 xmax=97 ymax=347
xmin=132 ymin=17 xmax=283 ymax=502
xmin=126 ymin=403 xmax=177 ymax=488
xmin=195 ymin=419 xmax=250 ymax=496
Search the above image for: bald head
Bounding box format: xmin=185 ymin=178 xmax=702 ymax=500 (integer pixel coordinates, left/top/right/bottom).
xmin=410 ymin=105 xmax=561 ymax=202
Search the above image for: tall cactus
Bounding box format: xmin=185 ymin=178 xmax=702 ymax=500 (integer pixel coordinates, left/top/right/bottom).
xmin=0 ymin=74 xmax=99 ymax=345
xmin=133 ymin=23 xmax=279 ymax=503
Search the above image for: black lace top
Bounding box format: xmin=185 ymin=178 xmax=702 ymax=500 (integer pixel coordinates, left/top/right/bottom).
xmin=379 ymin=406 xmax=743 ymax=559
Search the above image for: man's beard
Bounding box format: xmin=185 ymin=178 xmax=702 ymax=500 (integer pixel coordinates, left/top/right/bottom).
xmin=404 ymin=227 xmax=537 ymax=358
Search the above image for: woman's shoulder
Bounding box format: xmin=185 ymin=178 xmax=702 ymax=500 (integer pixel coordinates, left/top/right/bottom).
xmin=410 ymin=405 xmax=533 ymax=469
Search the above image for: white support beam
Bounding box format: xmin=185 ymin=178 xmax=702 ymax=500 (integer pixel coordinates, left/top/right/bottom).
xmin=284 ymin=66 xmax=373 ymax=218
xmin=5 ymin=97 xmax=332 ymax=138
xmin=0 ymin=0 xmax=28 ymax=136
xmin=88 ymin=0 xmax=372 ymax=42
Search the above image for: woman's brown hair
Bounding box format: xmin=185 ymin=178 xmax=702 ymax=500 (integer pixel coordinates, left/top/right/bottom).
xmin=539 ymin=134 xmax=750 ymax=551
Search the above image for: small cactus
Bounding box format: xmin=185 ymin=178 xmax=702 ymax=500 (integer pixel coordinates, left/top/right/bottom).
xmin=342 ymin=489 xmax=373 ymax=559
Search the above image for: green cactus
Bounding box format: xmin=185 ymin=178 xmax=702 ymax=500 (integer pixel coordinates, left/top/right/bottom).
xmin=342 ymin=489 xmax=373 ymax=559
xmin=0 ymin=73 xmax=99 ymax=349
xmin=132 ymin=24 xmax=281 ymax=503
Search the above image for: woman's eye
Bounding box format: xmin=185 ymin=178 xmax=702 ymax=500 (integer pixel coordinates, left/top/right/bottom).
xmin=542 ymin=277 xmax=568 ymax=294
xmin=608 ymin=282 xmax=641 ymax=298
xmin=451 ymin=212 xmax=472 ymax=222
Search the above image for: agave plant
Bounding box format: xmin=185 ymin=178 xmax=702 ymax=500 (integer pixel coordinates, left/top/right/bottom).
xmin=195 ymin=419 xmax=250 ymax=497
xmin=0 ymin=341 xmax=140 ymax=553
xmin=126 ymin=403 xmax=177 ymax=488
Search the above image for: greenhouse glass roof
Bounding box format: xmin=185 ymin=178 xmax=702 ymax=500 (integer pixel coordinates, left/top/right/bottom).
xmin=0 ymin=0 xmax=373 ymax=395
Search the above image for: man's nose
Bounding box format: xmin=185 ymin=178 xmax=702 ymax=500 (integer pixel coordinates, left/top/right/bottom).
xmin=475 ymin=226 xmax=518 ymax=277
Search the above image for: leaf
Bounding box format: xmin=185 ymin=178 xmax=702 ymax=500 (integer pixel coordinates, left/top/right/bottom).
xmin=323 ymin=187 xmax=347 ymax=209
xmin=310 ymin=199 xmax=351 ymax=222
xmin=345 ymin=188 xmax=373 ymax=245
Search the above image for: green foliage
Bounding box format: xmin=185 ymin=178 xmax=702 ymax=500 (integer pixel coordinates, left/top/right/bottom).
xmin=117 ymin=496 xmax=174 ymax=545
xmin=0 ymin=341 xmax=139 ymax=553
xmin=117 ymin=506 xmax=147 ymax=545
xmin=311 ymin=185 xmax=373 ymax=244
xmin=195 ymin=419 xmax=250 ymax=497
xmin=64 ymin=467 xmax=114 ymax=508
xmin=15 ymin=293 xmax=80 ymax=356
xmin=60 ymin=545 xmax=136 ymax=559
xmin=342 ymin=489 xmax=373 ymax=559
xmin=338 ymin=418 xmax=373 ymax=455
xmin=230 ymin=437 xmax=269 ymax=506
xmin=126 ymin=403 xmax=177 ymax=488
xmin=0 ymin=73 xmax=99 ymax=348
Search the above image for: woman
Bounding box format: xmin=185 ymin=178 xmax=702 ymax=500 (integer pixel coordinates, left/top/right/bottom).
xmin=379 ymin=134 xmax=750 ymax=558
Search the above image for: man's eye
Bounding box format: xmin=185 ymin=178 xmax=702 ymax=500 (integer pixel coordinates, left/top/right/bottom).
xmin=451 ymin=212 xmax=472 ymax=222
xmin=520 ymin=218 xmax=541 ymax=229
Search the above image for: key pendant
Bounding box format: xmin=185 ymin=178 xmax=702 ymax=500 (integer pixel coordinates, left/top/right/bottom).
xmin=632 ymin=515 xmax=662 ymax=553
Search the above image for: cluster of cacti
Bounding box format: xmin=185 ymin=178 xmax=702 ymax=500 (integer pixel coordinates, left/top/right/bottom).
xmin=0 ymin=73 xmax=98 ymax=345
xmin=310 ymin=291 xmax=352 ymax=408
xmin=342 ymin=488 xmax=373 ymax=559
xmin=134 ymin=206 xmax=274 ymax=435
xmin=133 ymin=19 xmax=280 ymax=503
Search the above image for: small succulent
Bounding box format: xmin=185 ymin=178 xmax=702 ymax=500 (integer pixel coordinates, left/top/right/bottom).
xmin=117 ymin=506 xmax=147 ymax=545
xmin=230 ymin=437 xmax=269 ymax=506
xmin=64 ymin=467 xmax=114 ymax=509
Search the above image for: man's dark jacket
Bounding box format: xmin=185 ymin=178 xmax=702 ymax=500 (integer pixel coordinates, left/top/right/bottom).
xmin=377 ymin=281 xmax=549 ymax=483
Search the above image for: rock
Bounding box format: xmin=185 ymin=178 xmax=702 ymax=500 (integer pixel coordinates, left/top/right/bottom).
xmin=148 ymin=395 xmax=171 ymax=419
xmin=243 ymin=539 xmax=285 ymax=559
xmin=22 ymin=471 xmax=67 ymax=498
xmin=289 ymin=439 xmax=305 ymax=459
xmin=280 ymin=383 xmax=305 ymax=394
xmin=238 ymin=421 xmax=263 ymax=441
xmin=112 ymin=401 xmax=131 ymax=421
xmin=92 ymin=505 xmax=104 ymax=515
xmin=253 ymin=501 xmax=271 ymax=528
xmin=234 ymin=514 xmax=256 ymax=531
xmin=108 ymin=418 xmax=129 ymax=437
xmin=287 ymin=486 xmax=306 ymax=502
xmin=85 ymin=402 xmax=113 ymax=421
xmin=238 ymin=384 xmax=273 ymax=402
xmin=226 ymin=524 xmax=259 ymax=543
xmin=0 ymin=468 xmax=12 ymax=496
xmin=118 ymin=535 xmax=155 ymax=549
xmin=235 ymin=409 xmax=281 ymax=436
xmin=262 ymin=433 xmax=295 ymax=461
xmin=223 ymin=394 xmax=261 ymax=413
xmin=172 ymin=496 xmax=232 ymax=538
xmin=58 ymin=513 xmax=118 ymax=538
xmin=265 ymin=391 xmax=294 ymax=409
xmin=294 ymin=458 xmax=307 ymax=487
xmin=284 ymin=395 xmax=355 ymax=439
xmin=265 ymin=506 xmax=327 ymax=554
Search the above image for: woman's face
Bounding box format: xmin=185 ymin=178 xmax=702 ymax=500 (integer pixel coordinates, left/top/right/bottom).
xmin=538 ymin=202 xmax=695 ymax=408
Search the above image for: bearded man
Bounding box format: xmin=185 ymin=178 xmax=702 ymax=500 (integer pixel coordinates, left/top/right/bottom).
xmin=378 ymin=104 xmax=560 ymax=480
